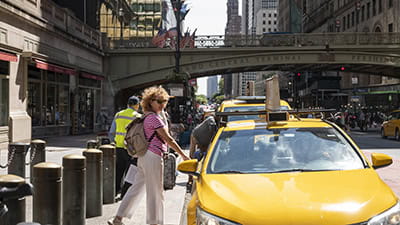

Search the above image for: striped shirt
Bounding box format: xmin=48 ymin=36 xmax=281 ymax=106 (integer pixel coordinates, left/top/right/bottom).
xmin=144 ymin=113 xmax=167 ymax=157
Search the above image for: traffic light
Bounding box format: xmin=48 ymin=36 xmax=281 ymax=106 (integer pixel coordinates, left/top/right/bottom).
xmin=340 ymin=66 xmax=345 ymax=71
xmin=295 ymin=72 xmax=301 ymax=80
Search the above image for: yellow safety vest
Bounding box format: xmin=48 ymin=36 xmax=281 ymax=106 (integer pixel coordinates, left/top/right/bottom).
xmin=114 ymin=108 xmax=140 ymax=148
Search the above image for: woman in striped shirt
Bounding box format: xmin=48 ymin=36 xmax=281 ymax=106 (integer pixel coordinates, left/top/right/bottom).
xmin=109 ymin=86 xmax=190 ymax=225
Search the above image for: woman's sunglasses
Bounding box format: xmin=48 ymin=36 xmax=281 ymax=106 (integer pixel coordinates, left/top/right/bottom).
xmin=153 ymin=99 xmax=168 ymax=104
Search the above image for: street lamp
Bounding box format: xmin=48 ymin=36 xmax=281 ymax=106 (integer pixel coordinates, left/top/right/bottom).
xmin=171 ymin=0 xmax=183 ymax=74
xmin=118 ymin=8 xmax=124 ymax=46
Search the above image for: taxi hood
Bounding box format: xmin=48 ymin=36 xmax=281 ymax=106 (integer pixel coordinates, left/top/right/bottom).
xmin=197 ymin=169 xmax=397 ymax=225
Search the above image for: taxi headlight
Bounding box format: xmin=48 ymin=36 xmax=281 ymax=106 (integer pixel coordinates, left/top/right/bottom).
xmin=368 ymin=202 xmax=400 ymax=225
xmin=197 ymin=207 xmax=241 ymax=225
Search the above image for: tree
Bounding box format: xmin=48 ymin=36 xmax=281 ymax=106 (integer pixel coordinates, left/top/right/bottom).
xmin=195 ymin=94 xmax=207 ymax=104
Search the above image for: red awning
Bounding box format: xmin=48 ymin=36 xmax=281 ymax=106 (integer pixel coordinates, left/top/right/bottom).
xmin=81 ymin=72 xmax=105 ymax=80
xmin=34 ymin=59 xmax=77 ymax=75
xmin=0 ymin=51 xmax=18 ymax=62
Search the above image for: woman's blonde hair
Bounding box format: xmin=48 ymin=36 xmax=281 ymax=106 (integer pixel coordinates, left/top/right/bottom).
xmin=141 ymin=86 xmax=170 ymax=112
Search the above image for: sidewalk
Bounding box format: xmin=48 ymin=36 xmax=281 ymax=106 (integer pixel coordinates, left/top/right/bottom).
xmin=0 ymin=133 xmax=188 ymax=225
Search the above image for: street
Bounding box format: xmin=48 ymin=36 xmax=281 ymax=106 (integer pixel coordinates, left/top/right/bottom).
xmin=0 ymin=129 xmax=399 ymax=225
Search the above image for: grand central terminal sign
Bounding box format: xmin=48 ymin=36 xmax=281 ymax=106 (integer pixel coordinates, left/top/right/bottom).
xmin=181 ymin=51 xmax=400 ymax=75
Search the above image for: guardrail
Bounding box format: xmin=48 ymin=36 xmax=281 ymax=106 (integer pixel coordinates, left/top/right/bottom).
xmin=106 ymin=32 xmax=400 ymax=49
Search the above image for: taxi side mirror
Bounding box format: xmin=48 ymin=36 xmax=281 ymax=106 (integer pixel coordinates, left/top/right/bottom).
xmin=371 ymin=153 xmax=393 ymax=169
xmin=178 ymin=159 xmax=200 ymax=176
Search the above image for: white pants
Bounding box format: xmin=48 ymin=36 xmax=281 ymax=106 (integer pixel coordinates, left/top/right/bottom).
xmin=117 ymin=151 xmax=164 ymax=224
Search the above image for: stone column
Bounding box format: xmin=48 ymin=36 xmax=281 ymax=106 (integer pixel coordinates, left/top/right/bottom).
xmin=8 ymin=56 xmax=31 ymax=143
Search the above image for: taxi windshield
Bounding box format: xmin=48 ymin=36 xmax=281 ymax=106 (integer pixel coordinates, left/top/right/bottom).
xmin=207 ymin=128 xmax=366 ymax=174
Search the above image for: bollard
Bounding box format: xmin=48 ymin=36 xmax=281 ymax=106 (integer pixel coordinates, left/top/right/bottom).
xmin=83 ymin=149 xmax=103 ymax=217
xmin=8 ymin=143 xmax=29 ymax=178
xmin=32 ymin=162 xmax=62 ymax=225
xmin=99 ymin=145 xmax=116 ymax=204
xmin=30 ymin=139 xmax=46 ymax=183
xmin=86 ymin=140 xmax=98 ymax=149
xmin=63 ymin=154 xmax=86 ymax=225
xmin=0 ymin=175 xmax=26 ymax=225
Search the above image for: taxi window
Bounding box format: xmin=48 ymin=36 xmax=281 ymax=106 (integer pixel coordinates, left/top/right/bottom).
xmin=224 ymin=106 xmax=265 ymax=121
xmin=207 ymin=128 xmax=365 ymax=174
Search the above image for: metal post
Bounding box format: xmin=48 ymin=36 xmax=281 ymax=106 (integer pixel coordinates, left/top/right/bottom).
xmin=172 ymin=0 xmax=182 ymax=74
xmin=0 ymin=175 xmax=26 ymax=225
xmin=86 ymin=140 xmax=98 ymax=149
xmin=63 ymin=154 xmax=86 ymax=225
xmin=83 ymin=149 xmax=103 ymax=217
xmin=32 ymin=162 xmax=62 ymax=225
xmin=99 ymin=145 xmax=116 ymax=204
xmin=8 ymin=143 xmax=29 ymax=178
xmin=30 ymin=139 xmax=46 ymax=183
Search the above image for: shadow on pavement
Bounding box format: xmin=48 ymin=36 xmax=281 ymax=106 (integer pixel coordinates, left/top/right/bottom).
xmin=41 ymin=133 xmax=97 ymax=149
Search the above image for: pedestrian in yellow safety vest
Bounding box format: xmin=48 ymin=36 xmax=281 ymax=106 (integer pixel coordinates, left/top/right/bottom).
xmin=108 ymin=96 xmax=141 ymax=196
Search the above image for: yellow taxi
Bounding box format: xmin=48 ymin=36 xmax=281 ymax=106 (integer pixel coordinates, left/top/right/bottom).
xmin=218 ymin=96 xmax=291 ymax=122
xmin=178 ymin=111 xmax=397 ymax=225
xmin=381 ymin=109 xmax=400 ymax=140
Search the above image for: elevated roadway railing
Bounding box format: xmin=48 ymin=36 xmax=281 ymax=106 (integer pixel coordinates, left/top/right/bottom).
xmin=105 ymin=33 xmax=400 ymax=49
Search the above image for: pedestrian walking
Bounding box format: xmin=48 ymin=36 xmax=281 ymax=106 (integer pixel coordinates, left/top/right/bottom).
xmin=108 ymin=86 xmax=190 ymax=225
xmin=109 ymin=96 xmax=141 ymax=197
xmin=187 ymin=114 xmax=217 ymax=192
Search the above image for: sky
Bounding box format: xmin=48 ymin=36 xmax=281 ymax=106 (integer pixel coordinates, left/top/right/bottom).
xmin=184 ymin=0 xmax=233 ymax=96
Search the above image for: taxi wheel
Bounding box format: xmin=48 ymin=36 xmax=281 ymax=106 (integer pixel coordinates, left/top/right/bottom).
xmin=396 ymin=129 xmax=400 ymax=141
xmin=381 ymin=128 xmax=387 ymax=139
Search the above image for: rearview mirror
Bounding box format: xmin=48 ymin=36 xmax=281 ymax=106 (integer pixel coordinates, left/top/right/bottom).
xmin=177 ymin=159 xmax=199 ymax=176
xmin=371 ymin=153 xmax=393 ymax=169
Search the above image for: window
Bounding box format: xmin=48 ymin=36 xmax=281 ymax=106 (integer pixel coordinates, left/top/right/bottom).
xmin=0 ymin=75 xmax=8 ymax=126
xmin=263 ymin=28 xmax=266 ymax=32
xmin=274 ymin=20 xmax=277 ymax=25
xmin=372 ymin=0 xmax=376 ymax=16
xmin=389 ymin=23 xmax=393 ymax=32
xmin=389 ymin=0 xmax=393 ymax=8
xmin=378 ymin=0 xmax=382 ymax=13
xmin=351 ymin=11 xmax=355 ymax=27
xmin=268 ymin=20 xmax=271 ymax=25
xmin=28 ymin=82 xmax=42 ymax=126
xmin=361 ymin=5 xmax=365 ymax=21
xmin=28 ymin=65 xmax=70 ymax=127
xmin=263 ymin=21 xmax=266 ymax=25
xmin=367 ymin=2 xmax=370 ymax=18
xmin=342 ymin=16 xmax=346 ymax=31
xmin=263 ymin=13 xmax=266 ymax=17
xmin=347 ymin=14 xmax=350 ymax=29
xmin=268 ymin=13 xmax=271 ymax=17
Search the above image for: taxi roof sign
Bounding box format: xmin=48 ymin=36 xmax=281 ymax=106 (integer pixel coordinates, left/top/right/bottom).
xmin=265 ymin=75 xmax=280 ymax=112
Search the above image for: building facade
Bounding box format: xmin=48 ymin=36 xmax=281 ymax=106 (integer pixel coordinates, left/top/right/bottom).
xmin=277 ymin=0 xmax=303 ymax=32
xmin=224 ymin=0 xmax=242 ymax=98
xmin=0 ymin=0 xmax=104 ymax=147
xmin=303 ymin=0 xmax=400 ymax=112
xmin=100 ymin=0 xmax=161 ymax=39
xmin=207 ymin=76 xmax=218 ymax=98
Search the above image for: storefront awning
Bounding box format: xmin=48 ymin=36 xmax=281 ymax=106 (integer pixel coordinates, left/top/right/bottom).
xmin=34 ymin=59 xmax=77 ymax=75
xmin=81 ymin=72 xmax=105 ymax=80
xmin=0 ymin=51 xmax=18 ymax=62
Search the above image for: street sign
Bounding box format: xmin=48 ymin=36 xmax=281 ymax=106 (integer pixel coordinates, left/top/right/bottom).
xmin=350 ymin=96 xmax=360 ymax=102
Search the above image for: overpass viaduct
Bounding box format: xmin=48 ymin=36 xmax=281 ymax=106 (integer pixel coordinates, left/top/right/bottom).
xmin=104 ymin=33 xmax=400 ymax=93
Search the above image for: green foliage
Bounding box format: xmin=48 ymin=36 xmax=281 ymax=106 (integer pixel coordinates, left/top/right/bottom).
xmin=213 ymin=95 xmax=225 ymax=104
xmin=196 ymin=94 xmax=207 ymax=104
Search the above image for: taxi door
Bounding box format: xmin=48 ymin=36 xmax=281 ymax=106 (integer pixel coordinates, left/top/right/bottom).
xmin=385 ymin=112 xmax=398 ymax=136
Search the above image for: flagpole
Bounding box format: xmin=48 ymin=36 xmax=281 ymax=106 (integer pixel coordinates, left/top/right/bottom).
xmin=172 ymin=0 xmax=182 ymax=74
